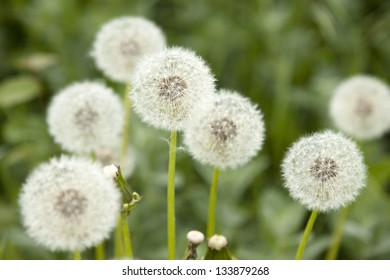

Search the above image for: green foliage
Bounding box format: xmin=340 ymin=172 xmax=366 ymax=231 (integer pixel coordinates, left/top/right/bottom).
xmin=1 ymin=0 xmax=390 ymax=259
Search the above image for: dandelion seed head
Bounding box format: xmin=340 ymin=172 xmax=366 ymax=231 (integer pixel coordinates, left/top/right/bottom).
xmin=184 ymin=89 xmax=265 ymax=169
xmin=330 ymin=75 xmax=390 ymax=140
xmin=19 ymin=156 xmax=121 ymax=252
xmin=131 ymin=47 xmax=216 ymax=131
xmin=281 ymin=130 xmax=366 ymax=212
xmin=91 ymin=16 xmax=166 ymax=82
xmin=47 ymin=81 xmax=124 ymax=154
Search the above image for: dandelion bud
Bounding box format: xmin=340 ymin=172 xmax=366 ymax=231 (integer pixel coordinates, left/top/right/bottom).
xmin=187 ymin=230 xmax=205 ymax=245
xmin=204 ymin=234 xmax=234 ymax=260
xmin=47 ymin=81 xmax=124 ymax=154
xmin=281 ymin=130 xmax=366 ymax=212
xmin=91 ymin=16 xmax=166 ymax=82
xmin=131 ymin=47 xmax=216 ymax=131
xmin=184 ymin=89 xmax=265 ymax=169
xmin=19 ymin=156 xmax=121 ymax=252
xmin=208 ymin=234 xmax=228 ymax=251
xmin=103 ymin=164 xmax=119 ymax=179
xmin=330 ymin=75 xmax=390 ymax=140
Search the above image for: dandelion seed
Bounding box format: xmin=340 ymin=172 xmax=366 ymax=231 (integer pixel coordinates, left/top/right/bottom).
xmin=184 ymin=89 xmax=265 ymax=169
xmin=131 ymin=47 xmax=216 ymax=131
xmin=19 ymin=156 xmax=121 ymax=252
xmin=281 ymin=130 xmax=366 ymax=212
xmin=330 ymin=75 xmax=390 ymax=140
xmin=47 ymin=81 xmax=124 ymax=154
xmin=91 ymin=16 xmax=166 ymax=82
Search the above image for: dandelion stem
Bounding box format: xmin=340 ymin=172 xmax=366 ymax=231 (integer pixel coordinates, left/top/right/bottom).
xmin=114 ymin=216 xmax=125 ymax=259
xmin=295 ymin=209 xmax=318 ymax=260
xmin=121 ymin=83 xmax=132 ymax=164
xmin=167 ymin=130 xmax=177 ymax=260
xmin=325 ymin=205 xmax=351 ymax=260
xmin=73 ymin=250 xmax=81 ymax=260
xmin=95 ymin=242 xmax=105 ymax=260
xmin=122 ymin=213 xmax=133 ymax=259
xmin=207 ymin=167 xmax=220 ymax=237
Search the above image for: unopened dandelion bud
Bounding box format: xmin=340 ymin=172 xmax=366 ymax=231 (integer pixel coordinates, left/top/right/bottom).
xmin=204 ymin=234 xmax=234 ymax=260
xmin=281 ymin=130 xmax=367 ymax=212
xmin=330 ymin=75 xmax=390 ymax=140
xmin=187 ymin=230 xmax=204 ymax=245
xmin=183 ymin=230 xmax=204 ymax=260
xmin=208 ymin=234 xmax=228 ymax=251
xmin=103 ymin=164 xmax=119 ymax=179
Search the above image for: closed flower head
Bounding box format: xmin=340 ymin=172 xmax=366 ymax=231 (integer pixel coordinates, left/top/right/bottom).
xmin=184 ymin=89 xmax=265 ymax=169
xmin=281 ymin=130 xmax=366 ymax=212
xmin=19 ymin=156 xmax=121 ymax=252
xmin=91 ymin=16 xmax=166 ymax=82
xmin=131 ymin=47 xmax=216 ymax=131
xmin=330 ymin=75 xmax=390 ymax=140
xmin=47 ymin=81 xmax=124 ymax=154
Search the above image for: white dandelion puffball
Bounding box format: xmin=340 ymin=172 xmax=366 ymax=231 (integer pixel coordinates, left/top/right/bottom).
xmin=91 ymin=16 xmax=166 ymax=82
xmin=183 ymin=89 xmax=265 ymax=169
xmin=281 ymin=131 xmax=366 ymax=212
xmin=330 ymin=75 xmax=390 ymax=140
xmin=19 ymin=156 xmax=121 ymax=252
xmin=131 ymin=47 xmax=216 ymax=131
xmin=47 ymin=81 xmax=124 ymax=154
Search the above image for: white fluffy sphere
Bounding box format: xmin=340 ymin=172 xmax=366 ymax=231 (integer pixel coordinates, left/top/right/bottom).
xmin=330 ymin=75 xmax=390 ymax=140
xmin=19 ymin=156 xmax=121 ymax=252
xmin=184 ymin=89 xmax=265 ymax=169
xmin=281 ymin=131 xmax=366 ymax=212
xmin=91 ymin=16 xmax=166 ymax=82
xmin=131 ymin=47 xmax=216 ymax=131
xmin=47 ymin=81 xmax=124 ymax=154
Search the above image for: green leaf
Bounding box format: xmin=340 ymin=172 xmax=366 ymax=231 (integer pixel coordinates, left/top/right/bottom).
xmin=0 ymin=75 xmax=41 ymax=108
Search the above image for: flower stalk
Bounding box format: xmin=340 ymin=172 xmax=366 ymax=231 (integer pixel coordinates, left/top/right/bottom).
xmin=295 ymin=210 xmax=318 ymax=260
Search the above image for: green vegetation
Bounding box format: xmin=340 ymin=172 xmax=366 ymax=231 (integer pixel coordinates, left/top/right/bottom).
xmin=1 ymin=0 xmax=390 ymax=259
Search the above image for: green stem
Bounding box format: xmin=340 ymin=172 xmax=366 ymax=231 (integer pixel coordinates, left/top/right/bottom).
xmin=122 ymin=213 xmax=133 ymax=259
xmin=121 ymin=83 xmax=132 ymax=165
xmin=114 ymin=217 xmax=125 ymax=259
xmin=73 ymin=250 xmax=81 ymax=260
xmin=95 ymin=242 xmax=105 ymax=260
xmin=167 ymin=131 xmax=177 ymax=260
xmin=325 ymin=206 xmax=351 ymax=260
xmin=207 ymin=167 xmax=220 ymax=237
xmin=295 ymin=209 xmax=318 ymax=260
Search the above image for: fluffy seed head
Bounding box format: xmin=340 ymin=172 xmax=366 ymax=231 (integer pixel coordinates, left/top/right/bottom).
xmin=184 ymin=89 xmax=265 ymax=169
xmin=281 ymin=130 xmax=366 ymax=212
xmin=330 ymin=75 xmax=390 ymax=140
xmin=47 ymin=81 xmax=124 ymax=154
xmin=208 ymin=234 xmax=228 ymax=251
xmin=131 ymin=47 xmax=216 ymax=131
xmin=91 ymin=16 xmax=166 ymax=82
xmin=19 ymin=156 xmax=121 ymax=252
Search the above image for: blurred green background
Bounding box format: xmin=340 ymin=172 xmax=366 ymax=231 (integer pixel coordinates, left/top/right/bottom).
xmin=1 ymin=0 xmax=390 ymax=260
